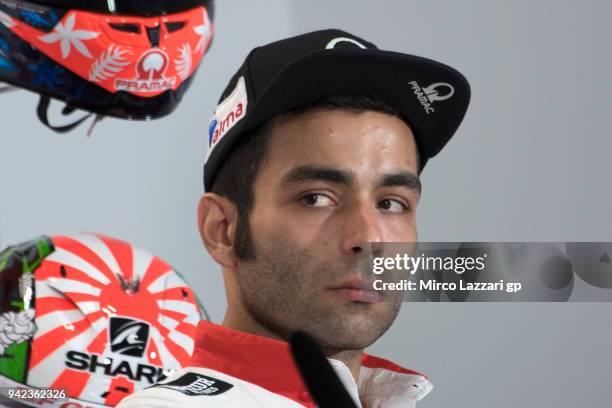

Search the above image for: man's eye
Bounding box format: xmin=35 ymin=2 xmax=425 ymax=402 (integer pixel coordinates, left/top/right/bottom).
xmin=377 ymin=198 xmax=409 ymax=213
xmin=301 ymin=193 xmax=334 ymax=207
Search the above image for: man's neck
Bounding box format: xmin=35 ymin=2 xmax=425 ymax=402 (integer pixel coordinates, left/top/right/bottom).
xmin=326 ymin=348 xmax=363 ymax=382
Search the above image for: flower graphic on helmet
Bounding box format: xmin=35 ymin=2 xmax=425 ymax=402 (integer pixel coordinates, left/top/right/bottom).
xmin=88 ymin=44 xmax=131 ymax=83
xmin=174 ymin=43 xmax=192 ymax=81
xmin=0 ymin=309 xmax=36 ymax=356
xmin=39 ymin=13 xmax=99 ymax=59
xmin=193 ymin=8 xmax=212 ymax=54
xmin=27 ymin=57 xmax=65 ymax=89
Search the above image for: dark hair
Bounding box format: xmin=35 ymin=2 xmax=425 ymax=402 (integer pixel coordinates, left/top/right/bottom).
xmin=210 ymin=95 xmax=419 ymax=260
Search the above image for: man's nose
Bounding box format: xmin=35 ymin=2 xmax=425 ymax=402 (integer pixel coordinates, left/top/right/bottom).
xmin=340 ymin=200 xmax=383 ymax=256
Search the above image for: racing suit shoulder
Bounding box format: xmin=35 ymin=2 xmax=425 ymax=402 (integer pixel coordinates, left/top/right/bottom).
xmin=116 ymin=367 xmax=303 ymax=408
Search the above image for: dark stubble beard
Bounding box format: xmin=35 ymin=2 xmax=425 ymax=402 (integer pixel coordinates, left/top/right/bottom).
xmin=235 ymin=219 xmax=403 ymax=352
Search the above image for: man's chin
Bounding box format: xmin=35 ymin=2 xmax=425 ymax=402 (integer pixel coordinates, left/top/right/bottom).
xmin=314 ymin=329 xmax=381 ymax=351
xmin=304 ymin=311 xmax=394 ymax=351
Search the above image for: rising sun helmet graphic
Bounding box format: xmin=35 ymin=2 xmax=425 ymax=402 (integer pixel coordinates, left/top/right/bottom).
xmin=0 ymin=233 xmax=208 ymax=407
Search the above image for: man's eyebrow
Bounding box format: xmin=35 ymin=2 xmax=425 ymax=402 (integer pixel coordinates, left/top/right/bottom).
xmin=281 ymin=165 xmax=354 ymax=186
xmin=376 ymin=172 xmax=422 ymax=194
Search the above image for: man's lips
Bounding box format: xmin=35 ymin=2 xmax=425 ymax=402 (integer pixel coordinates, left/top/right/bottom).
xmin=327 ymin=277 xmax=382 ymax=303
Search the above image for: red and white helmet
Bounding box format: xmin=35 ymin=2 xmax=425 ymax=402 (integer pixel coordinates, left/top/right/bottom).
xmin=0 ymin=0 xmax=215 ymax=132
xmin=0 ymin=233 xmax=207 ymax=407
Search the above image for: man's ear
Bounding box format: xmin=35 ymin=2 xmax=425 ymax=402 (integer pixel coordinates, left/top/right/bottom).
xmin=197 ymin=192 xmax=239 ymax=269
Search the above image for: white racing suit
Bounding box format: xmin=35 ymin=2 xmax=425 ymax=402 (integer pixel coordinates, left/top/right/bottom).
xmin=117 ymin=321 xmax=432 ymax=407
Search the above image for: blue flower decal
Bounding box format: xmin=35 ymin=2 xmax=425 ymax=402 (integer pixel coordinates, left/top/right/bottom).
xmin=20 ymin=9 xmax=58 ymax=30
xmin=28 ymin=58 xmax=65 ymax=89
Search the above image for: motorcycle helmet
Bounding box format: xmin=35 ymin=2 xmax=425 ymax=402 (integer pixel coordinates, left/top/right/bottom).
xmin=0 ymin=0 xmax=214 ymax=132
xmin=0 ymin=233 xmax=208 ymax=406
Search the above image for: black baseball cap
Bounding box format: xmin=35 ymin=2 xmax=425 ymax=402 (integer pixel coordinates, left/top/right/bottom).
xmin=204 ymin=29 xmax=470 ymax=191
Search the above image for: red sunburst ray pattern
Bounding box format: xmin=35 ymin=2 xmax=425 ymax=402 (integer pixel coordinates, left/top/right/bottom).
xmin=50 ymin=369 xmax=91 ymax=400
xmin=41 ymin=260 xmax=108 ymax=290
xmin=47 ymin=291 xmax=100 ymax=303
xmin=175 ymin=321 xmax=197 ymax=338
xmin=158 ymin=309 xmax=189 ymax=322
xmin=151 ymin=287 xmax=195 ymax=302
xmin=29 ymin=310 xmax=106 ymax=369
xmin=53 ymin=235 xmax=118 ymax=283
xmin=87 ymin=328 xmax=108 ymax=354
xmin=35 ymin=297 xmax=80 ymax=318
xmin=48 ymin=327 xmax=108 ymax=399
xmin=139 ymin=257 xmax=173 ymax=291
xmin=161 ymin=336 xmax=191 ymax=365
xmin=96 ymin=234 xmax=133 ymax=282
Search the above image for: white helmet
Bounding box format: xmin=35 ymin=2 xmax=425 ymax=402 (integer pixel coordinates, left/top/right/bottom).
xmin=0 ymin=233 xmax=206 ymax=407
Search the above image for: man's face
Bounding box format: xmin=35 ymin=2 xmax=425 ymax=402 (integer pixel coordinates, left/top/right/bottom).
xmin=237 ymin=109 xmax=420 ymax=351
